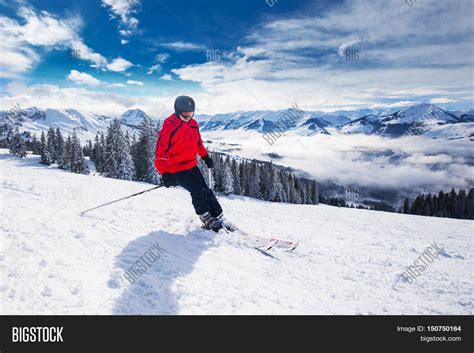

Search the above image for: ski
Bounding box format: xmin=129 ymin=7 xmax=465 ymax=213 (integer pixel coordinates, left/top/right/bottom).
xmin=222 ymin=222 xmax=298 ymax=251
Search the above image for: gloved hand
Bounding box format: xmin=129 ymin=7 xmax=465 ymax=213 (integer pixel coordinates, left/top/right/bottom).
xmin=162 ymin=173 xmax=177 ymax=188
xmin=202 ymin=154 xmax=213 ymax=168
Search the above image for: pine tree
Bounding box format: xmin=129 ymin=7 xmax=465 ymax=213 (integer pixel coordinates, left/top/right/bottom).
xmin=40 ymin=130 xmax=52 ymax=165
xmin=92 ymin=132 xmax=106 ymax=173
xmin=62 ymin=135 xmax=72 ymax=170
xmin=55 ymin=128 xmax=65 ymax=167
xmin=103 ymin=119 xmax=133 ymax=180
xmin=132 ymin=116 xmax=160 ymax=183
xmin=305 ymin=182 xmax=313 ymax=204
xmin=311 ymin=180 xmax=319 ymax=205
xmin=431 ymin=195 xmax=438 ymax=216
xmin=454 ymin=189 xmax=467 ymax=219
xmin=91 ymin=134 xmax=99 ymax=164
xmin=289 ymin=175 xmax=300 ymax=203
xmin=230 ymin=159 xmax=242 ymax=195
xmin=248 ymin=160 xmax=261 ymax=199
xmin=402 ymin=198 xmax=410 ymax=214
xmin=268 ymin=169 xmax=283 ymax=202
xmin=259 ymin=162 xmax=273 ymax=200
xmin=437 ymin=191 xmax=447 ymax=217
xmin=117 ymin=129 xmax=134 ymax=180
xmin=240 ymin=161 xmax=250 ymax=195
xmin=280 ymin=170 xmax=289 ymax=203
xmin=446 ymin=188 xmax=457 ymax=217
xmin=46 ymin=127 xmax=56 ymax=163
xmin=212 ymin=154 xmax=224 ymax=192
xmin=68 ymin=131 xmax=88 ymax=174
xmin=222 ymin=159 xmax=234 ymax=195
xmin=82 ymin=139 xmax=93 ymax=158
xmin=9 ymin=128 xmax=27 ymax=158
xmin=423 ymin=193 xmax=433 ymax=216
xmin=30 ymin=134 xmax=42 ymax=155
xmin=104 ymin=121 xmax=119 ymax=178
xmin=466 ymin=188 xmax=474 ymax=219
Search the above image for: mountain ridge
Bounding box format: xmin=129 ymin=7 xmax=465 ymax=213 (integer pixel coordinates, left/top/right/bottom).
xmin=1 ymin=103 xmax=473 ymax=141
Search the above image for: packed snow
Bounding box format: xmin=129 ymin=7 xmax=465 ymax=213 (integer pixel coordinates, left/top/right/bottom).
xmin=1 ymin=149 xmax=472 ymax=314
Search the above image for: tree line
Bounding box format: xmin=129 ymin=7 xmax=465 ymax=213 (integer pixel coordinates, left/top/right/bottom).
xmin=401 ymin=189 xmax=474 ymax=219
xmin=4 ymin=116 xmax=319 ymax=205
xmin=197 ymin=152 xmax=319 ymax=204
xmin=8 ymin=127 xmax=89 ymax=174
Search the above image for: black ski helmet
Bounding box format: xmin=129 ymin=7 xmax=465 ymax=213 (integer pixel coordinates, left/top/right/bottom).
xmin=174 ymin=95 xmax=195 ymax=117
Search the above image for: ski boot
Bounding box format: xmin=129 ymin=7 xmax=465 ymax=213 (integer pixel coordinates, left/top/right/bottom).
xmin=199 ymin=212 xmax=223 ymax=233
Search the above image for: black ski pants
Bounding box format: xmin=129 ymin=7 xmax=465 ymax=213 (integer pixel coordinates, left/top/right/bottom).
xmin=174 ymin=166 xmax=223 ymax=217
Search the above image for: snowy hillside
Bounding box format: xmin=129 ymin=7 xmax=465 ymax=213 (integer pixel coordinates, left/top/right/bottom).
xmin=1 ymin=149 xmax=472 ymax=314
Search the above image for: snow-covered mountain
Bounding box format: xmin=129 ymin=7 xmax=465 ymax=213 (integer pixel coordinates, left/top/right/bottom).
xmin=2 ymin=149 xmax=472 ymax=314
xmin=196 ymin=109 xmax=351 ymax=136
xmin=196 ymin=103 xmax=473 ymax=140
xmin=341 ymin=103 xmax=472 ymax=139
xmin=1 ymin=103 xmax=472 ymax=141
xmin=0 ymin=107 xmax=159 ymax=141
xmin=120 ymin=109 xmax=155 ymax=129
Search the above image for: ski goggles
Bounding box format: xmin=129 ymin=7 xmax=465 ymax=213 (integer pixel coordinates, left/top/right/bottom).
xmin=180 ymin=111 xmax=194 ymax=119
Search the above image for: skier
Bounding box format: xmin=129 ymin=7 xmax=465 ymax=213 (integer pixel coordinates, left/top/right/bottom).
xmin=154 ymin=96 xmax=224 ymax=232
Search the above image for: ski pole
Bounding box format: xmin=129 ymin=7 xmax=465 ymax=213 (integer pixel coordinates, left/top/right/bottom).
xmin=80 ymin=184 xmax=164 ymax=215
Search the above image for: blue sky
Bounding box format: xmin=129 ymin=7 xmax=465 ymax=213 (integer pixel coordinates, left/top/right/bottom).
xmin=0 ymin=0 xmax=472 ymax=116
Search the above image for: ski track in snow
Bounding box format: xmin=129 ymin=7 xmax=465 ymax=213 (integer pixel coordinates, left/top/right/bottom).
xmin=1 ymin=149 xmax=472 ymax=314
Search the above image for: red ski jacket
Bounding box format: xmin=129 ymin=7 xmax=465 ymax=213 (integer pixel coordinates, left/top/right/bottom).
xmin=154 ymin=113 xmax=208 ymax=174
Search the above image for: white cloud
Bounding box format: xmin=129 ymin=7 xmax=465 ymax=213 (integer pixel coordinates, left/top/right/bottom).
xmin=126 ymin=80 xmax=144 ymax=86
xmin=337 ymin=39 xmax=362 ymax=57
xmin=1 ymin=0 xmax=472 ymax=116
xmin=67 ymin=70 xmax=102 ymax=86
xmin=202 ymin=129 xmax=474 ymax=194
xmin=160 ymin=74 xmax=172 ymax=81
xmin=107 ymin=83 xmax=126 ymax=88
xmin=161 ymin=41 xmax=206 ymax=51
xmin=66 ymin=71 xmax=128 ymax=88
xmin=101 ymin=0 xmax=141 ymax=37
xmin=0 ymin=45 xmax=39 ymax=78
xmin=169 ymin=0 xmax=474 ymax=113
xmin=70 ymin=39 xmax=107 ymax=67
xmin=155 ymin=53 xmax=170 ymax=63
xmin=106 ymin=57 xmax=133 ymax=72
xmin=146 ymin=53 xmax=169 ymax=75
xmin=146 ymin=64 xmax=161 ymax=75
xmin=430 ymin=98 xmax=456 ymax=104
xmin=1 ymin=81 xmax=173 ymax=117
xmin=121 ymin=39 xmax=129 ymax=45
xmin=0 ymin=5 xmax=107 ymax=77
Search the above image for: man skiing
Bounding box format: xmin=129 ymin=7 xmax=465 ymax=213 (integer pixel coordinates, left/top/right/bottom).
xmin=154 ymin=96 xmax=224 ymax=232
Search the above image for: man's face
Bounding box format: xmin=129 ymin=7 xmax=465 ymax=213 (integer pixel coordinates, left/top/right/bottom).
xmin=179 ymin=111 xmax=194 ymax=122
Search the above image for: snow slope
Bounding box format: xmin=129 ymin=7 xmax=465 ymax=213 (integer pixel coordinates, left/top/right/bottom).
xmin=1 ymin=149 xmax=472 ymax=314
